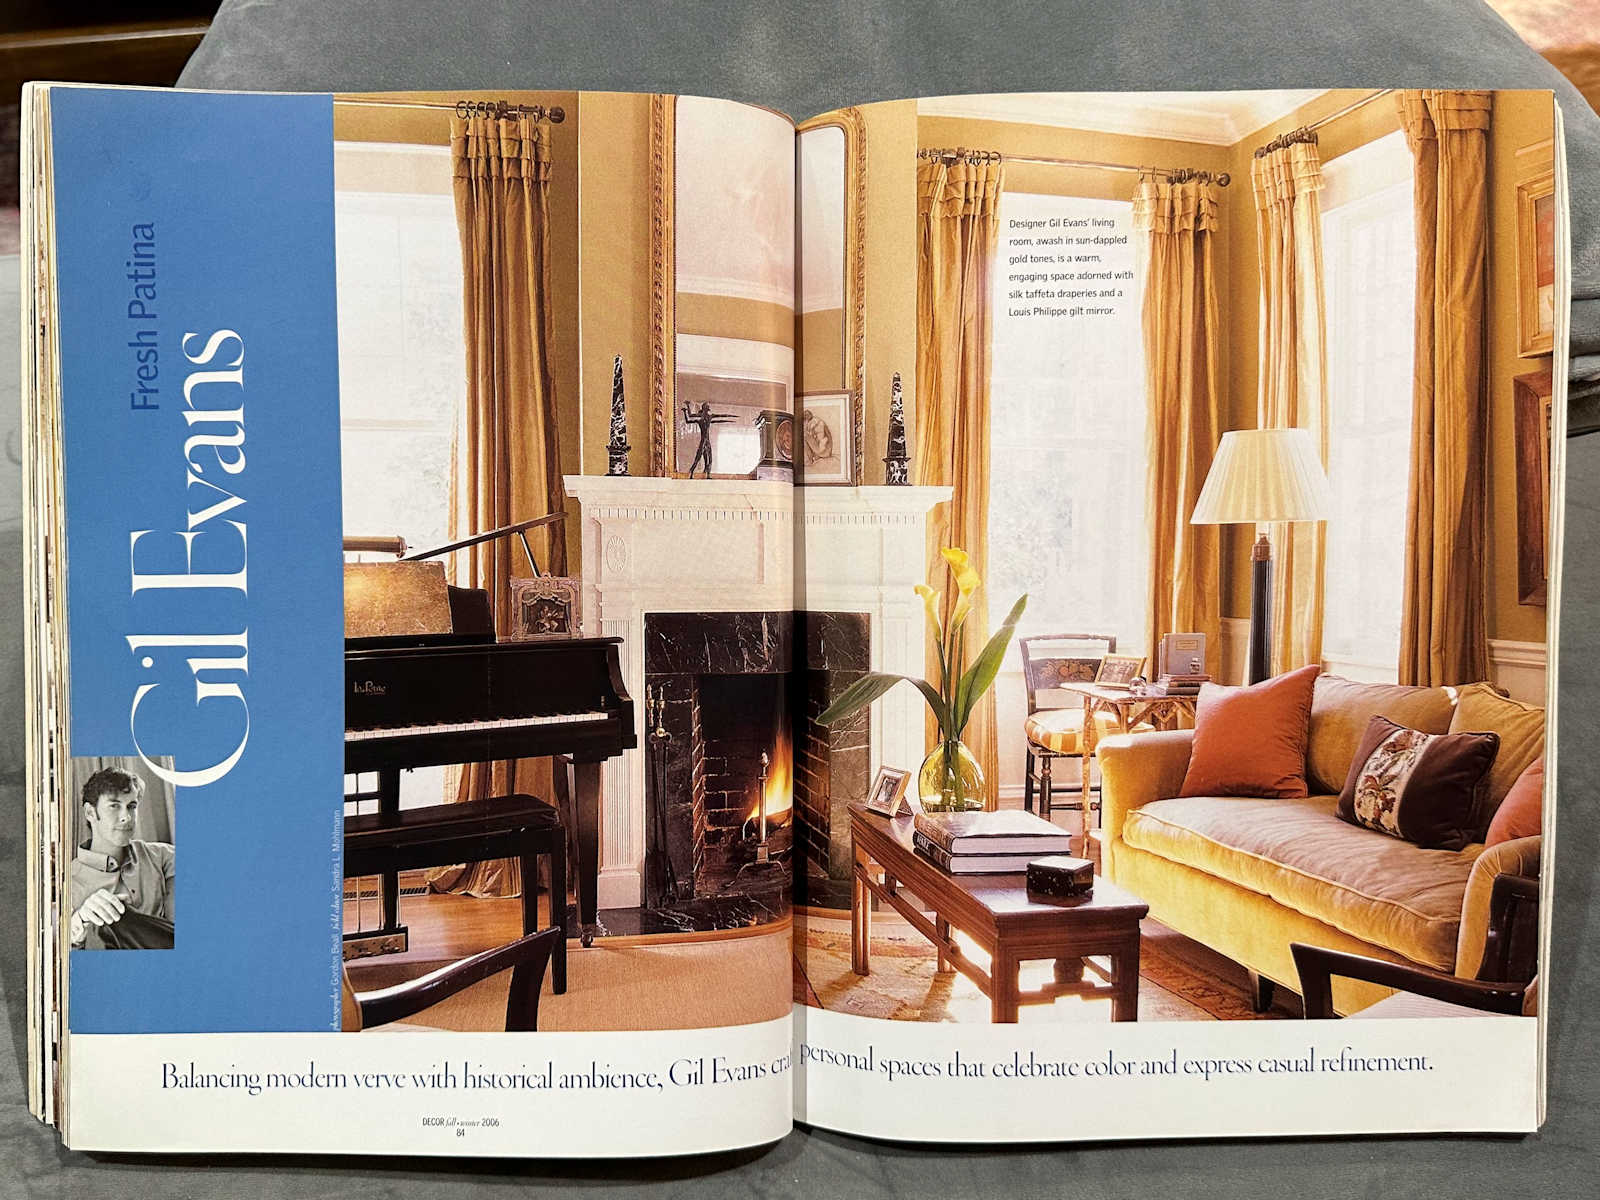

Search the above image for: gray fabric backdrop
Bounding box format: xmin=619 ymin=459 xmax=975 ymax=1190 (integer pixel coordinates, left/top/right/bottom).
xmin=3 ymin=0 xmax=1598 ymax=1193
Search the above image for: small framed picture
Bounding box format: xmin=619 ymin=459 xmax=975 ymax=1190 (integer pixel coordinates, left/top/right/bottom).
xmin=865 ymin=766 xmax=912 ymax=818
xmin=509 ymin=576 xmax=582 ymax=641
xmin=798 ymin=391 xmax=855 ymax=485
xmin=1095 ymin=653 xmax=1146 ymax=690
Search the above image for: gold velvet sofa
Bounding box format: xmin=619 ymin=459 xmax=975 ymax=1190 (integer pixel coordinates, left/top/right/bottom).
xmin=1096 ymin=675 xmax=1544 ymax=1014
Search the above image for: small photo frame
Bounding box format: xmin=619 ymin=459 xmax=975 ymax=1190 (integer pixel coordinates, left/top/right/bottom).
xmin=1094 ymin=653 xmax=1146 ymax=690
xmin=798 ymin=391 xmax=854 ymax=485
xmin=865 ymin=766 xmax=912 ymax=818
xmin=509 ymin=576 xmax=582 ymax=641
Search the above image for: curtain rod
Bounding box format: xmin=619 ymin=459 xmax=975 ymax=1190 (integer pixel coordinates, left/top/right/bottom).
xmin=1254 ymin=88 xmax=1394 ymax=156
xmin=333 ymin=96 xmax=566 ymax=122
xmin=917 ymin=146 xmax=1231 ymax=187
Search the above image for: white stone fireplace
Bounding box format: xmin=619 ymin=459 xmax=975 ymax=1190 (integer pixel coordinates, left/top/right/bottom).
xmin=563 ymin=475 xmax=950 ymax=909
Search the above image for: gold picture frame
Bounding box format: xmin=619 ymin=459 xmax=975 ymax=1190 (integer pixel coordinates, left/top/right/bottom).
xmin=508 ymin=576 xmax=582 ymax=641
xmin=1516 ymin=166 xmax=1556 ymax=358
xmin=1094 ymin=653 xmax=1147 ymax=690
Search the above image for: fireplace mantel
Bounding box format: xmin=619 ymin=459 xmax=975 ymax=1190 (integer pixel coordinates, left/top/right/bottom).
xmin=564 ymin=475 xmax=950 ymax=909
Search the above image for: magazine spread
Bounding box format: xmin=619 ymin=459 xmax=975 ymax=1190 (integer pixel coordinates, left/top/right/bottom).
xmin=20 ymin=83 xmax=1566 ymax=1154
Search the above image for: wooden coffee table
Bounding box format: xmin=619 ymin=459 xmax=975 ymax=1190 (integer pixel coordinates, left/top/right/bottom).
xmin=850 ymin=806 xmax=1148 ymax=1023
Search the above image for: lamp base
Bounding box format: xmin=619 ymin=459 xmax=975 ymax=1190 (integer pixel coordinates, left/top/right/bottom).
xmin=1247 ymin=533 xmax=1273 ymax=685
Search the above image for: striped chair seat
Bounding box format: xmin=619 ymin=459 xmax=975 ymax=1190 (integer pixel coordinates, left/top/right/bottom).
xmin=1023 ymin=707 xmax=1149 ymax=755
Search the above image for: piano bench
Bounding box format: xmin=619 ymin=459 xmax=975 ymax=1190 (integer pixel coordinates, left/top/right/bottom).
xmin=344 ymin=793 xmax=570 ymax=994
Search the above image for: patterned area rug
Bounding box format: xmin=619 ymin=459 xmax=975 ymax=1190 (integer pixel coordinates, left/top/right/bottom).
xmin=795 ymin=913 xmax=1289 ymax=1023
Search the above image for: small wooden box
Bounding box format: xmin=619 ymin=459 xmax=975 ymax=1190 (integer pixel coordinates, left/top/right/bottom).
xmin=1026 ymin=855 xmax=1095 ymax=899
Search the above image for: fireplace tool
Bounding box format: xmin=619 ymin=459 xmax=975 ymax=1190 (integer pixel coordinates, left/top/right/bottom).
xmin=647 ymin=686 xmax=679 ymax=900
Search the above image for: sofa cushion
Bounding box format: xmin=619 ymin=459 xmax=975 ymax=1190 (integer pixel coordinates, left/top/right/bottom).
xmin=1335 ymin=716 xmax=1499 ymax=850
xmin=1179 ymin=664 xmax=1319 ymax=798
xmin=1306 ymin=675 xmax=1456 ymax=794
xmin=1485 ymin=756 xmax=1544 ymax=847
xmin=1122 ymin=794 xmax=1479 ymax=971
xmin=1449 ymin=683 xmax=1545 ymax=837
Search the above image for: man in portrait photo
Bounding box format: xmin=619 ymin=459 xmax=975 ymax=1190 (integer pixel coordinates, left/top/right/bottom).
xmin=67 ymin=766 xmax=175 ymax=950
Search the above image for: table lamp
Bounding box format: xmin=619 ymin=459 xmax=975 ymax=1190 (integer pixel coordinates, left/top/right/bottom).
xmin=1190 ymin=427 xmax=1333 ymax=684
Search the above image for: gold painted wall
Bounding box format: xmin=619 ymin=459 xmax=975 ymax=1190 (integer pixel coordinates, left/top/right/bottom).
xmin=860 ymin=101 xmax=920 ymax=484
xmin=1487 ymin=92 xmax=1556 ymax=644
xmin=677 ymin=294 xmax=794 ymax=346
xmin=576 ymin=91 xmax=653 ymax=477
xmin=798 ymin=307 xmax=845 ymax=391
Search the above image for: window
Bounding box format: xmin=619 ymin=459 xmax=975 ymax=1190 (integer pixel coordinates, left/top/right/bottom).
xmin=334 ymin=142 xmax=463 ymax=559
xmin=1320 ymin=131 xmax=1415 ymax=679
xmin=987 ymin=193 xmax=1148 ymax=654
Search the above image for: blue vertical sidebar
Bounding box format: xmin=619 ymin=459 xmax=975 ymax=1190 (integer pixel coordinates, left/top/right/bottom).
xmin=52 ymin=87 xmax=344 ymax=1032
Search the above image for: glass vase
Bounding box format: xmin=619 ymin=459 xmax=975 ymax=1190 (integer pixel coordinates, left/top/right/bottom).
xmin=917 ymin=737 xmax=986 ymax=813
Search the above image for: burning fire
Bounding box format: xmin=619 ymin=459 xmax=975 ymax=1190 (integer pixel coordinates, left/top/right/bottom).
xmin=746 ymin=728 xmax=793 ymax=829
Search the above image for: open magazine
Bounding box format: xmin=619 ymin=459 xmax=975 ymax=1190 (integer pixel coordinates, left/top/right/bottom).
xmin=20 ymin=82 xmax=1567 ymax=1154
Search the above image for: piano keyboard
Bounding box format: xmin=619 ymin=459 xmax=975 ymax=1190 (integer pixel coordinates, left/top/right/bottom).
xmin=345 ymin=711 xmax=611 ymax=742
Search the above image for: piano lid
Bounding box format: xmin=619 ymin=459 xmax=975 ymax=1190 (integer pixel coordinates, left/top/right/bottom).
xmin=344 ymin=561 xmax=454 ymax=641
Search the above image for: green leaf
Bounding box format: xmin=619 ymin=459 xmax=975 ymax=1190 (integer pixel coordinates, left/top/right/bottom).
xmin=953 ymin=593 xmax=1028 ymax=734
xmin=816 ymin=671 xmax=952 ymax=734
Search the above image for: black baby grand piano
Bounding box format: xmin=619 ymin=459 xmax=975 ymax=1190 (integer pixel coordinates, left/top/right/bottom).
xmin=343 ymin=516 xmax=634 ymax=954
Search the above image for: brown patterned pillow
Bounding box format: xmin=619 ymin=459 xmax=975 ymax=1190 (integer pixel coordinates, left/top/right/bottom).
xmin=1336 ymin=716 xmax=1500 ymax=850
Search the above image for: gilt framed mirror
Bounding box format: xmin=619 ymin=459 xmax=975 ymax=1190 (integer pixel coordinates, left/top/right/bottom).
xmin=796 ymin=108 xmax=866 ymax=484
xmin=650 ymin=95 xmax=798 ymax=478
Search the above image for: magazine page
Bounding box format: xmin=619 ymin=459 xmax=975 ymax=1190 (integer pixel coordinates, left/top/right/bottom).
xmin=31 ymin=84 xmax=796 ymax=1156
xmin=791 ymin=89 xmax=1561 ymax=1142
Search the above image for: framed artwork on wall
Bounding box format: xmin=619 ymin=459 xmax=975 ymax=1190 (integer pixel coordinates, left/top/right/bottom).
xmin=1516 ymin=166 xmax=1556 ymax=357
xmin=1513 ymin=370 xmax=1553 ymax=606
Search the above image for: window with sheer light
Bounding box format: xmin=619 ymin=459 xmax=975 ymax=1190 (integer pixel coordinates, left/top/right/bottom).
xmin=1319 ymin=130 xmax=1416 ymax=681
xmin=334 ymin=142 xmax=463 ymax=561
xmin=986 ymin=192 xmax=1148 ymax=657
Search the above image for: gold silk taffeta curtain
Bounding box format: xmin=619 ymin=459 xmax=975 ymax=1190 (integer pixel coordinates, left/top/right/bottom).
xmin=1134 ymin=175 xmax=1223 ymax=679
xmin=432 ymin=114 xmax=568 ymax=898
xmin=914 ymin=153 xmax=1002 ymax=803
xmin=1251 ymin=139 xmax=1329 ymax=674
xmin=1396 ymin=90 xmax=1491 ymax=688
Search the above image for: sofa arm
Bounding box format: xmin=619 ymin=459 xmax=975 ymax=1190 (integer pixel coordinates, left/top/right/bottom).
xmin=1455 ymin=835 xmax=1541 ymax=979
xmin=1096 ymin=728 xmax=1194 ymax=845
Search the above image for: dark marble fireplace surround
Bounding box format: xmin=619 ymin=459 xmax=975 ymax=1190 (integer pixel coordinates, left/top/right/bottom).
xmin=642 ymin=610 xmax=870 ymax=919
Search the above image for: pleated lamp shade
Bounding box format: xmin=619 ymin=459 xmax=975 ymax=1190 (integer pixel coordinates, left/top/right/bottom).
xmin=1190 ymin=427 xmax=1333 ymax=525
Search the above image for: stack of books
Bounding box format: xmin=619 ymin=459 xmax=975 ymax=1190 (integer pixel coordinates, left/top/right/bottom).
xmin=911 ymin=810 xmax=1073 ymax=874
xmin=1149 ymin=673 xmax=1209 ymax=696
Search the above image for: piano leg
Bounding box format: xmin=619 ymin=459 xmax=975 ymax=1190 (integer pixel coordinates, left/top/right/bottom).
xmin=377 ymin=767 xmax=405 ymax=944
xmin=573 ymin=759 xmax=603 ymax=947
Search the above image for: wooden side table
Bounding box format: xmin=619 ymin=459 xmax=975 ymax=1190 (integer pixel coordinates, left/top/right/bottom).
xmin=1055 ymin=683 xmax=1197 ymax=814
xmin=849 ymin=806 xmax=1148 ymax=1023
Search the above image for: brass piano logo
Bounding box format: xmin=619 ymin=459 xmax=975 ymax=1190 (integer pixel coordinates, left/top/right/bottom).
xmin=353 ymin=680 xmax=387 ymax=696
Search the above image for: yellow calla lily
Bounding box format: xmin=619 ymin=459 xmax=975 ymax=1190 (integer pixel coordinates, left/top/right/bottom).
xmin=940 ymin=546 xmax=981 ymax=631
xmin=913 ymin=583 xmax=943 ymax=636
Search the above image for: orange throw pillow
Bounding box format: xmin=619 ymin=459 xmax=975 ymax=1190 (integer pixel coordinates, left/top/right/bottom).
xmin=1179 ymin=664 xmax=1320 ymax=798
xmin=1485 ymin=756 xmax=1544 ymax=846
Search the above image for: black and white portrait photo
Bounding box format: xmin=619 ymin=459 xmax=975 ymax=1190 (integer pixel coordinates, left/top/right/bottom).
xmin=66 ymin=756 xmax=175 ymax=950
